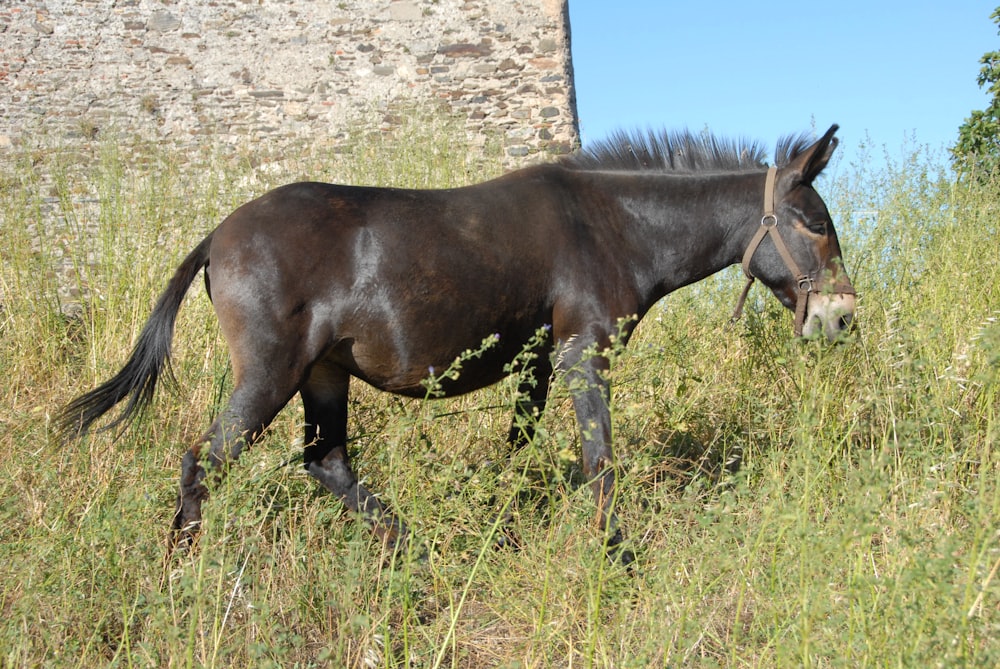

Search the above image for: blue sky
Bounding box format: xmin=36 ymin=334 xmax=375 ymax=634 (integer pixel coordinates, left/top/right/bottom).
xmin=568 ymin=1 xmax=998 ymax=173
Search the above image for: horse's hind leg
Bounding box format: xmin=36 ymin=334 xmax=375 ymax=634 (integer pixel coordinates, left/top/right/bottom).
xmin=172 ymin=377 xmax=298 ymax=545
xmin=301 ymin=364 xmax=406 ymax=548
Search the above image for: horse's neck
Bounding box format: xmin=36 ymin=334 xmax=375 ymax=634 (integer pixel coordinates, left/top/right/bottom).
xmin=597 ymin=171 xmax=761 ymax=300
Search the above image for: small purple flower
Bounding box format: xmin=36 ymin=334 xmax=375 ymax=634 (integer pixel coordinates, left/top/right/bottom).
xmin=493 ymin=333 xmax=501 ymax=341
xmin=428 ymin=366 xmax=435 ymax=375
xmin=543 ymin=323 xmax=552 ymax=331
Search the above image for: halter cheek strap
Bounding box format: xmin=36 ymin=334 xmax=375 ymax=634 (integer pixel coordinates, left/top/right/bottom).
xmin=730 ymin=166 xmax=814 ymax=336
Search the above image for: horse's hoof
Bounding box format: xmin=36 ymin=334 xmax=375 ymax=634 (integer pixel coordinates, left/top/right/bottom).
xmin=167 ymin=512 xmax=202 ymax=556
xmin=610 ymin=545 xmax=636 ymax=567
xmin=493 ymin=525 xmax=523 ymax=551
xmin=605 ymin=528 xmax=636 ymax=570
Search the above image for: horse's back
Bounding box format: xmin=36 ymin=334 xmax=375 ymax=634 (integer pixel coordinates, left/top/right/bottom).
xmin=203 ymin=171 xmax=580 ymax=396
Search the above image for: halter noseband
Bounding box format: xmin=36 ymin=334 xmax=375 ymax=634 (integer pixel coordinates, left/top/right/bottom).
xmin=730 ymin=166 xmax=842 ymax=336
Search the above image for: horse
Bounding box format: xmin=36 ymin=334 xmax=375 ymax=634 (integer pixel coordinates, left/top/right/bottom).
xmin=59 ymin=124 xmax=855 ymax=563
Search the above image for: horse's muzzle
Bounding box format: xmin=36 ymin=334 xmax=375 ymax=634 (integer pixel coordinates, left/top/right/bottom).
xmin=802 ymin=292 xmax=856 ymax=342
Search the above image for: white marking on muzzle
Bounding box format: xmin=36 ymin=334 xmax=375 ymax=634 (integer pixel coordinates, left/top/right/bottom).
xmin=802 ymin=293 xmax=856 ymax=341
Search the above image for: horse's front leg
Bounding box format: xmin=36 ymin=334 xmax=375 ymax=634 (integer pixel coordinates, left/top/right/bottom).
xmin=558 ymin=341 xmax=634 ymax=565
xmin=506 ymin=351 xmax=553 ymax=449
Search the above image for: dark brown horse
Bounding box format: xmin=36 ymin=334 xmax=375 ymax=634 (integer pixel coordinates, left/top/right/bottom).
xmin=59 ymin=124 xmax=855 ymax=562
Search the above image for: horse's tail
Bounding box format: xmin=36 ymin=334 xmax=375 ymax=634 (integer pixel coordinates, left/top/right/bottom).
xmin=58 ymin=232 xmax=215 ymax=439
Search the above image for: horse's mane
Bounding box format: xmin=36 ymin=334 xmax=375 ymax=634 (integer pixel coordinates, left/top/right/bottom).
xmin=560 ymin=129 xmax=817 ymax=173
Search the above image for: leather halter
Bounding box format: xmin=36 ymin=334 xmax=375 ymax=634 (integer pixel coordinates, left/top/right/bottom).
xmin=730 ymin=166 xmax=850 ymax=336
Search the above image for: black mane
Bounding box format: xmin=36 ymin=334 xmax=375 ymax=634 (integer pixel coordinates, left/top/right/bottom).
xmin=560 ymin=129 xmax=818 ymax=173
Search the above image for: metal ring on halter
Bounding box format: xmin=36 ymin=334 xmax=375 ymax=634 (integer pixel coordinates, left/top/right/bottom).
xmin=760 ymin=214 xmax=777 ymax=227
xmin=798 ymin=276 xmax=815 ymax=292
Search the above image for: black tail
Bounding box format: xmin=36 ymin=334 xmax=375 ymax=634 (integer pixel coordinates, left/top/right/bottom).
xmin=59 ymin=233 xmax=215 ymax=439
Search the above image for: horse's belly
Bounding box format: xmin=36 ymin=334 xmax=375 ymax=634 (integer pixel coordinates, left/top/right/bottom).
xmin=333 ymin=322 xmax=530 ymax=398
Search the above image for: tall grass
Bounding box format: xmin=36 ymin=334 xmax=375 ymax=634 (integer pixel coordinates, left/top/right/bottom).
xmin=0 ymin=120 xmax=997 ymax=667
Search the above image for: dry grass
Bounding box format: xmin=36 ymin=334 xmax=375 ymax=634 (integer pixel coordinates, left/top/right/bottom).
xmin=0 ymin=122 xmax=997 ymax=667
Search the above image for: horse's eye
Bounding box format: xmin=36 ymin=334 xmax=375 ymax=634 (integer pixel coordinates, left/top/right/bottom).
xmin=806 ymin=220 xmax=829 ymax=235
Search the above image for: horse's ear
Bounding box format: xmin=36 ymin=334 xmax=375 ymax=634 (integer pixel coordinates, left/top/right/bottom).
xmin=787 ymin=124 xmax=839 ymax=185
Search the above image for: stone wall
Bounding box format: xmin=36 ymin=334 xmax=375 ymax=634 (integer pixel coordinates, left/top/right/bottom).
xmin=0 ymin=0 xmax=578 ymax=163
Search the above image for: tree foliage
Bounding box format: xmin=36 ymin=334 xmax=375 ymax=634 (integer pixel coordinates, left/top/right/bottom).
xmin=952 ymin=7 xmax=1000 ymax=176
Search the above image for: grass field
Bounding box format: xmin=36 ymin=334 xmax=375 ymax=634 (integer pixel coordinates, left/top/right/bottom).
xmin=1 ymin=121 xmax=998 ymax=667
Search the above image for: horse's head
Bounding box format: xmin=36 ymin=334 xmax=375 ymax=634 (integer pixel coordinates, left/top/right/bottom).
xmin=736 ymin=124 xmax=855 ymax=342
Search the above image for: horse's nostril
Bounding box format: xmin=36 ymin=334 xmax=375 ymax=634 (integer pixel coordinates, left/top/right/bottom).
xmin=838 ymin=313 xmax=853 ymax=330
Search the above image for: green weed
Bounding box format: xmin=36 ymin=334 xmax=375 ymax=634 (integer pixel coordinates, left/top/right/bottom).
xmin=0 ymin=121 xmax=997 ymax=667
